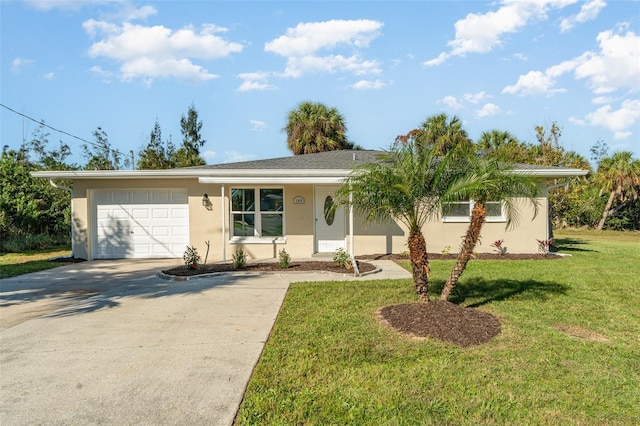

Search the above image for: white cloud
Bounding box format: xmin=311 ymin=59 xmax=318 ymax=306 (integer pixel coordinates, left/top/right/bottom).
xmin=439 ymin=96 xmax=463 ymax=110
xmin=83 ymin=20 xmax=243 ymax=84
xmin=250 ymin=120 xmax=269 ymax=131
xmin=223 ymin=151 xmax=257 ymax=163
xmin=43 ymin=72 xmax=55 ymax=79
xmin=502 ymin=70 xmax=566 ymax=96
xmin=464 ymin=91 xmax=490 ymax=104
xmin=476 ymin=103 xmax=501 ymax=118
xmin=560 ymin=0 xmax=606 ymax=33
xmin=351 ymin=79 xmax=386 ymax=90
xmin=236 ymin=72 xmax=276 ymax=92
xmin=592 ymin=96 xmax=614 ymax=104
xmin=514 ymin=52 xmax=528 ymax=61
xmin=504 ymin=27 xmax=640 ymax=97
xmin=264 ymin=19 xmax=383 ymax=78
xmin=425 ymin=0 xmax=579 ymax=66
xmin=574 ymin=28 xmax=640 ymax=94
xmin=583 ymin=99 xmax=640 ymax=138
xmin=24 ymin=0 xmax=109 ymax=10
xmin=11 ymin=57 xmax=34 ymax=73
xmin=203 ymin=150 xmax=218 ymax=162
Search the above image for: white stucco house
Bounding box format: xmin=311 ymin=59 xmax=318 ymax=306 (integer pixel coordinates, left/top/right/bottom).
xmin=33 ymin=150 xmax=587 ymax=261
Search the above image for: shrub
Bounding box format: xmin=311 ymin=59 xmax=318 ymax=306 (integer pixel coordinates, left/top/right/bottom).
xmin=536 ymin=238 xmax=554 ymax=254
xmin=183 ymin=246 xmax=201 ymax=269
xmin=278 ymin=249 xmax=290 ymax=269
xmin=490 ymin=239 xmax=506 ymax=255
xmin=232 ymin=248 xmax=247 ymax=269
xmin=333 ymin=247 xmax=352 ymax=270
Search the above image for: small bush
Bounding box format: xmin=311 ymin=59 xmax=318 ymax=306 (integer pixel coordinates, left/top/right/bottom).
xmin=232 ymin=248 xmax=247 ymax=269
xmin=536 ymin=238 xmax=554 ymax=254
xmin=490 ymin=239 xmax=506 ymax=255
xmin=183 ymin=246 xmax=201 ymax=269
xmin=0 ymin=234 xmax=70 ymax=253
xmin=278 ymin=249 xmax=290 ymax=269
xmin=333 ymin=247 xmax=352 ymax=270
xmin=441 ymin=245 xmax=451 ymax=255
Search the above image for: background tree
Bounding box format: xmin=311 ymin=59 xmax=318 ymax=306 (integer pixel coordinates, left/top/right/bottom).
xmin=26 ymin=123 xmax=75 ymax=170
xmin=174 ymin=104 xmax=206 ymax=167
xmin=284 ymin=101 xmax=354 ymax=155
xmin=595 ymin=151 xmax=640 ymax=230
xmin=477 ymin=129 xmax=519 ymax=157
xmin=335 ymin=141 xmax=462 ymax=302
xmin=137 ymin=119 xmax=176 ymax=169
xmin=416 ymin=113 xmax=473 ymax=155
xmin=439 ymin=156 xmax=540 ymax=301
xmin=82 ymin=127 xmax=123 ymax=170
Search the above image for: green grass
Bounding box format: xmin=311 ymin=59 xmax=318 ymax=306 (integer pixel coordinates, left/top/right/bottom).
xmin=236 ymin=230 xmax=640 ymax=425
xmin=0 ymin=246 xmax=72 ymax=279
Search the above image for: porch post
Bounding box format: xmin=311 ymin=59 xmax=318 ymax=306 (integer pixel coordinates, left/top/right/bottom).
xmin=221 ymin=184 xmax=226 ymax=263
xmin=349 ymin=192 xmax=354 ymax=256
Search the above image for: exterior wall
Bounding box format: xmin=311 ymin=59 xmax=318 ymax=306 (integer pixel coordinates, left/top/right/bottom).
xmin=70 ymin=179 xmax=549 ymax=260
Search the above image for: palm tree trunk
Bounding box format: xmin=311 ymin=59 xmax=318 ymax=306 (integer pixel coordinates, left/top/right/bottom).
xmin=408 ymin=230 xmax=430 ymax=302
xmin=596 ymin=190 xmax=616 ymax=231
xmin=440 ymin=202 xmax=486 ymax=301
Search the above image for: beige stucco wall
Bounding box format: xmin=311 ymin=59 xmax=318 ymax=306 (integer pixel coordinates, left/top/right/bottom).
xmin=70 ymin=179 xmax=548 ymax=260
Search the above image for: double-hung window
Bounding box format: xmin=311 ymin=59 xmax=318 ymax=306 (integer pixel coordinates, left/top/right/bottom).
xmin=442 ymin=200 xmax=505 ymax=222
xmin=231 ymin=188 xmax=284 ymax=240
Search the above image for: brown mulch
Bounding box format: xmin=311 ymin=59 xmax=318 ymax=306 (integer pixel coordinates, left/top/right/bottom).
xmin=359 ymin=253 xmax=562 ymax=261
xmin=162 ymin=260 xmax=377 ymax=277
xmin=377 ymin=300 xmax=502 ymax=347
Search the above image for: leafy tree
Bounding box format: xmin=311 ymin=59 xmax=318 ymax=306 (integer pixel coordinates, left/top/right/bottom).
xmin=175 ymin=104 xmax=206 ymax=167
xmin=0 ymin=149 xmax=70 ymax=250
xmin=335 ymin=141 xmax=461 ymax=302
xmin=82 ymin=127 xmax=123 ymax=170
xmin=26 ymin=123 xmax=75 ymax=170
xmin=595 ymin=151 xmax=640 ymax=230
xmin=439 ymin=155 xmax=540 ymax=301
xmin=137 ymin=119 xmax=176 ymax=169
xmin=284 ymin=101 xmax=354 ymax=155
xmin=477 ymin=129 xmax=519 ymax=156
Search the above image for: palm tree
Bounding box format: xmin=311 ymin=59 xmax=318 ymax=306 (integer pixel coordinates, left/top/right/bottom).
xmin=477 ymin=130 xmax=518 ymax=155
xmin=284 ymin=101 xmax=353 ymax=155
xmin=439 ymin=156 xmax=540 ymax=301
xmin=335 ymin=141 xmax=461 ymax=302
xmin=416 ymin=113 xmax=473 ymax=155
xmin=595 ymin=151 xmax=640 ymax=230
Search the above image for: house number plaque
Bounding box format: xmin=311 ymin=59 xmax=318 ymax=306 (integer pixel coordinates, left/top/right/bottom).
xmin=293 ymin=196 xmax=305 ymax=204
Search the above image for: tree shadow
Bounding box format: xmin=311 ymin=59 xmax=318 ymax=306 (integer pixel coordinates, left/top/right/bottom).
xmin=0 ymin=260 xmax=268 ymax=320
xmin=438 ymin=277 xmax=569 ymax=308
xmin=552 ymin=237 xmax=597 ymax=253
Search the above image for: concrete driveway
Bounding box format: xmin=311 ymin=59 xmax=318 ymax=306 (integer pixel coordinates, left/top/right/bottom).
xmin=0 ymin=259 xmax=292 ymax=425
xmin=1 ymin=259 xmax=410 ymax=425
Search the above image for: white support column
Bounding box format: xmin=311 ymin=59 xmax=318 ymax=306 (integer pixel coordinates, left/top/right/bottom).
xmin=221 ymin=184 xmax=226 ymax=263
xmin=349 ymin=192 xmax=354 ymax=257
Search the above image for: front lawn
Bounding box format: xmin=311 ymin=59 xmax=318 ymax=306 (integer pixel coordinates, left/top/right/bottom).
xmin=236 ymin=230 xmax=640 ymax=425
xmin=0 ymin=247 xmax=71 ymax=279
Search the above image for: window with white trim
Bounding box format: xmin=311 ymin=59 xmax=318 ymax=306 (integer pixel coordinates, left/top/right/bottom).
xmin=231 ymin=188 xmax=284 ymax=239
xmin=442 ymin=200 xmax=505 ymax=222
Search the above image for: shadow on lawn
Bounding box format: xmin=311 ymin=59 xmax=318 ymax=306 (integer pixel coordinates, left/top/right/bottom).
xmin=433 ymin=277 xmax=569 ymax=307
xmin=553 ymin=237 xmax=597 ymax=253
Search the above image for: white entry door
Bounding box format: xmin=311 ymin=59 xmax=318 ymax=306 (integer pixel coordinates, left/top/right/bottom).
xmin=314 ymin=187 xmax=346 ymax=253
xmin=92 ymin=190 xmax=189 ymax=259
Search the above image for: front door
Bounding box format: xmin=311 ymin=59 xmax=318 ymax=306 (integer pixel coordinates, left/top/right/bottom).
xmin=314 ymin=187 xmax=346 ymax=253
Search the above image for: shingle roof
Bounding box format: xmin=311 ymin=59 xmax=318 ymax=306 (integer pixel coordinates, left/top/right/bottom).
xmin=190 ymin=149 xmax=385 ymax=170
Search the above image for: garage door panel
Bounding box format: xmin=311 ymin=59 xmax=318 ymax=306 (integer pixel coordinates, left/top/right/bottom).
xmin=93 ymin=190 xmax=189 ymax=259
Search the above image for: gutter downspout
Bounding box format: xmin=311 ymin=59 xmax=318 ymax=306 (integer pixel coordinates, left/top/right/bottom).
xmin=49 ymin=179 xmax=74 ymax=258
xmin=545 ymin=178 xmax=571 ymax=241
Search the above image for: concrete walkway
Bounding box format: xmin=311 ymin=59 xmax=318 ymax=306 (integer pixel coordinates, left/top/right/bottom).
xmin=0 ymin=259 xmax=410 ymax=425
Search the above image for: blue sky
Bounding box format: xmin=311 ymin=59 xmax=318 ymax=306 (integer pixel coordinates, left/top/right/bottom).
xmin=2 ymin=0 xmax=639 ymax=167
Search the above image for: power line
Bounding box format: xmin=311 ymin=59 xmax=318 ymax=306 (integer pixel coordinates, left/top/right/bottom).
xmin=0 ymin=103 xmax=129 ymax=156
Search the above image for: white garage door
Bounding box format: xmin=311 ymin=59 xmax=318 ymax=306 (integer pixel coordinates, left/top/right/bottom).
xmin=92 ymin=190 xmax=189 ymax=259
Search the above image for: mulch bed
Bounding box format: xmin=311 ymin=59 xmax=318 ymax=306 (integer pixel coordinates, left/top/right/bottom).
xmin=377 ymin=300 xmax=502 ymax=347
xmin=162 ymin=260 xmax=377 ymax=277
xmin=359 ymin=253 xmax=562 ymax=261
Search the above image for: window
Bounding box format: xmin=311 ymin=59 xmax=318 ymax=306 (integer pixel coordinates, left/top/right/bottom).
xmin=442 ymin=200 xmax=505 ymax=222
xmin=231 ymin=188 xmax=284 ymax=240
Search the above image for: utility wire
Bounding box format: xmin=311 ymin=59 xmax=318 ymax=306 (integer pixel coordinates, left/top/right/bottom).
xmin=1 ymin=103 xmax=129 ymax=155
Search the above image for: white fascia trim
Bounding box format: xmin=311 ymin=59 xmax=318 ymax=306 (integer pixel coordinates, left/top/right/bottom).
xmin=509 ymin=168 xmax=588 ymax=178
xmin=199 ymin=176 xmax=344 ymax=184
xmin=31 ymin=170 xmax=203 ymax=179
